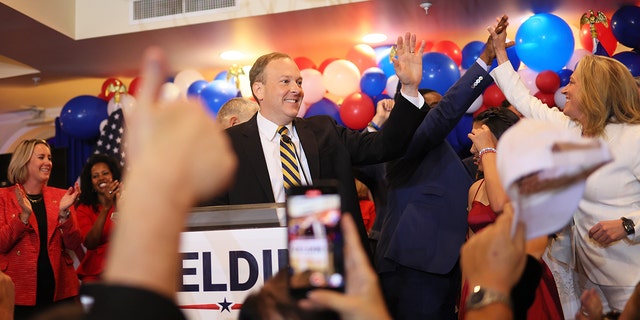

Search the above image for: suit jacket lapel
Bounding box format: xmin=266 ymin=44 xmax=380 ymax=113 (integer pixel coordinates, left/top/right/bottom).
xmin=293 ymin=118 xmax=320 ymax=182
xmin=240 ymin=115 xmax=276 ymax=202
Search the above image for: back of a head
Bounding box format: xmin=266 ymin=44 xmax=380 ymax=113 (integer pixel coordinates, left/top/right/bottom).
xmin=217 ymin=97 xmax=259 ymax=128
xmin=238 ymin=270 xmax=339 ymax=320
xmin=473 ymin=107 xmax=520 ymax=140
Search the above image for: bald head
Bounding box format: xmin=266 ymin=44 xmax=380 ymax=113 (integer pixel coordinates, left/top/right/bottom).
xmin=217 ymin=98 xmax=259 ymax=129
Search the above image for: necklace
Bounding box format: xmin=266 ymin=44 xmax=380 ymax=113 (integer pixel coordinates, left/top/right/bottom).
xmin=26 ymin=193 xmax=43 ymax=203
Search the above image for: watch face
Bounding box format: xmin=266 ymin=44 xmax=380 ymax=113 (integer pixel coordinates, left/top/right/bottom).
xmin=470 ymin=287 xmax=485 ymax=304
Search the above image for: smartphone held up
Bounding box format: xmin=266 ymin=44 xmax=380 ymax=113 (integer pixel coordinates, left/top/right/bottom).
xmin=286 ymin=182 xmax=345 ymax=298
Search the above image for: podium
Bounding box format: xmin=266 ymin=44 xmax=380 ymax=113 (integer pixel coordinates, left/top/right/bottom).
xmin=178 ymin=203 xmax=287 ymax=320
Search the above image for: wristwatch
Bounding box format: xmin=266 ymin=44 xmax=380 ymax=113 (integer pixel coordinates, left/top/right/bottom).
xmin=621 ymin=217 xmax=635 ymax=235
xmin=465 ymin=285 xmax=512 ymax=310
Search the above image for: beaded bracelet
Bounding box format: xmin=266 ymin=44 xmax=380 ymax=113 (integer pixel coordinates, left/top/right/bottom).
xmin=478 ymin=147 xmax=497 ymax=159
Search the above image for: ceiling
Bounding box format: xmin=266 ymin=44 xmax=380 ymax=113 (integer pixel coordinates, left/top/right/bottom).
xmin=0 ymin=0 xmax=637 ymax=113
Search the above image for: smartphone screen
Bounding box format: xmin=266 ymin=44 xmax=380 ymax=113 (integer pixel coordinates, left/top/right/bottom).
xmin=286 ymin=183 xmax=344 ymax=298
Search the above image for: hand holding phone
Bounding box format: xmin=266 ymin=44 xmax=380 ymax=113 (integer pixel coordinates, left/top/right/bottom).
xmin=286 ymin=183 xmax=344 ymax=298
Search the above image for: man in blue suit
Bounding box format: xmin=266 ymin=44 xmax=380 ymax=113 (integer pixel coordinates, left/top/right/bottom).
xmin=375 ymin=19 xmax=507 ymax=319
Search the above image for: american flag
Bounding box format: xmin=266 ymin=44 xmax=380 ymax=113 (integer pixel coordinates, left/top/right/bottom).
xmin=94 ymin=108 xmax=126 ymax=167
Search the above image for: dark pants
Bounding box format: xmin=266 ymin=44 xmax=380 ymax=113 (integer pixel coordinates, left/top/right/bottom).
xmin=380 ymin=263 xmax=460 ymax=320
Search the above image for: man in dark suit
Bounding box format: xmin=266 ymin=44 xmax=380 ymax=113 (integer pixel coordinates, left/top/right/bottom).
xmin=205 ymin=33 xmax=428 ymax=255
xmin=375 ymin=20 xmax=507 ymax=319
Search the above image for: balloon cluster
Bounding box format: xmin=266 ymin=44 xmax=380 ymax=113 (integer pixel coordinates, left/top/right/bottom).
xmin=59 ymin=5 xmax=640 ymax=138
xmin=301 ymin=41 xmax=463 ymax=130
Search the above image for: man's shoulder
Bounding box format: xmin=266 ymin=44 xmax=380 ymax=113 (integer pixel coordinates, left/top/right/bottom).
xmin=226 ymin=117 xmax=256 ymax=136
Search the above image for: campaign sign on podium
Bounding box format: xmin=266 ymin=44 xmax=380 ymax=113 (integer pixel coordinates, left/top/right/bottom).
xmin=177 ymin=203 xmax=287 ymax=320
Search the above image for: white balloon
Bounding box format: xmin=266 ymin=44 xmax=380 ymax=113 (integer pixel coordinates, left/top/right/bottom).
xmin=99 ymin=119 xmax=108 ymax=133
xmin=239 ymin=65 xmax=253 ymax=98
xmin=554 ymin=86 xmax=567 ymax=110
xmin=385 ymin=75 xmax=399 ymax=98
xmin=174 ymin=69 xmax=205 ymax=99
xmin=301 ymin=68 xmax=326 ymax=105
xmin=466 ymin=95 xmax=483 ymax=114
xmin=322 ymin=59 xmax=361 ymax=97
xmin=565 ymin=49 xmax=591 ymax=71
xmin=160 ymin=82 xmax=181 ymax=103
xmin=108 ymin=93 xmax=137 ymax=116
xmin=297 ymin=102 xmax=309 ymax=118
xmin=517 ymin=68 xmax=539 ymax=95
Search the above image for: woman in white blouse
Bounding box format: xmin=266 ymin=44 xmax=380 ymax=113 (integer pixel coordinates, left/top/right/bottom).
xmin=487 ymin=17 xmax=640 ymax=314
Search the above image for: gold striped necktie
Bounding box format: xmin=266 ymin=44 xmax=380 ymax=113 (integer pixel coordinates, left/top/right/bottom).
xmin=278 ymin=126 xmax=301 ymax=190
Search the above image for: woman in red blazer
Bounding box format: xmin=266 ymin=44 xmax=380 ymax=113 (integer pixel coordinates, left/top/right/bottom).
xmin=75 ymin=154 xmax=122 ymax=282
xmin=0 ymin=139 xmax=81 ymax=319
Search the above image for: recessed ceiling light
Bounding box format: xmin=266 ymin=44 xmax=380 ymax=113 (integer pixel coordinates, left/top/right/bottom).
xmin=220 ymin=51 xmax=246 ymax=61
xmin=362 ymin=33 xmax=387 ymax=44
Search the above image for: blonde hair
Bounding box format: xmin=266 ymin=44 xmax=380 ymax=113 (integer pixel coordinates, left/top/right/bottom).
xmin=7 ymin=139 xmax=50 ymax=184
xmin=575 ymin=55 xmax=640 ymax=137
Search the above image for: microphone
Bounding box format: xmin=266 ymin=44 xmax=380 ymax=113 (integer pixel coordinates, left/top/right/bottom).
xmin=282 ymin=134 xmax=310 ymax=185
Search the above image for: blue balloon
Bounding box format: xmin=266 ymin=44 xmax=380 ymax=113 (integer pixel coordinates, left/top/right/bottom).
xmin=612 ymin=6 xmax=640 ymax=50
xmin=214 ymin=71 xmax=228 ymax=81
xmin=461 ymin=41 xmax=485 ymax=69
xmin=613 ymin=51 xmax=640 ymax=77
xmin=420 ymin=52 xmax=461 ymax=95
xmin=305 ymin=98 xmax=339 ymax=120
xmin=515 ymin=13 xmax=574 ymax=72
xmin=59 ymin=95 xmax=108 ymax=140
xmin=360 ymin=68 xmax=387 ymax=97
xmin=556 ymin=69 xmax=573 ymax=87
xmin=372 ymin=94 xmax=392 ymax=106
xmin=490 ymin=45 xmax=521 ymax=71
xmin=187 ymin=80 xmax=209 ymax=97
xmin=199 ymin=80 xmax=238 ymax=115
xmin=377 ymin=52 xmax=396 ymax=79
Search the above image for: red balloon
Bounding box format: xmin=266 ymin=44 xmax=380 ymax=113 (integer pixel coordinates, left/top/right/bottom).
xmin=128 ymin=76 xmax=143 ymax=97
xmin=339 ymin=92 xmax=375 ymax=130
xmin=534 ymin=91 xmax=556 ymax=108
xmin=483 ymin=84 xmax=506 ymax=107
xmin=346 ymin=44 xmax=377 ymax=73
xmin=100 ymin=77 xmax=125 ymax=101
xmin=423 ymin=41 xmax=435 ymax=53
xmin=319 ymin=58 xmax=339 ymax=73
xmin=535 ymin=70 xmax=561 ymax=94
xmin=432 ymin=40 xmax=462 ymax=66
xmin=294 ymin=56 xmax=317 ymax=70
xmin=472 ymin=104 xmax=490 ymax=118
xmin=579 ymin=18 xmax=617 ymax=56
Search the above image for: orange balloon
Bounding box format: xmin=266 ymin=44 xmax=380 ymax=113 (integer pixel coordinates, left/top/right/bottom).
xmin=346 ymin=44 xmax=377 ymax=73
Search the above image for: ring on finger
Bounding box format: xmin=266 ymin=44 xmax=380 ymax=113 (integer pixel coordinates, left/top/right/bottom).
xmin=109 ymin=190 xmax=113 ymax=195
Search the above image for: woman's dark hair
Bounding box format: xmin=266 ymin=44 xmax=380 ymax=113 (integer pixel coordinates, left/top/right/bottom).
xmin=77 ymin=154 xmax=123 ymax=210
xmin=473 ymin=106 xmax=520 ymax=141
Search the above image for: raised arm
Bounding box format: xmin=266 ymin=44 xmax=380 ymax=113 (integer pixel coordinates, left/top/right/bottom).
xmin=102 ymin=47 xmax=237 ymax=299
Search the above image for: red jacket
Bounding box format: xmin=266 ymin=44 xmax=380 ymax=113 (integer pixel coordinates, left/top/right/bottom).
xmin=75 ymin=203 xmax=114 ymax=281
xmin=0 ymin=185 xmax=82 ymax=306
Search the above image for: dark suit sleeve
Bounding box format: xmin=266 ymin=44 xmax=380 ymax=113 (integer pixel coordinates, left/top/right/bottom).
xmin=402 ymin=61 xmax=494 ymax=161
xmin=82 ymin=284 xmax=186 ymax=320
xmin=339 ymin=93 xmax=427 ymax=166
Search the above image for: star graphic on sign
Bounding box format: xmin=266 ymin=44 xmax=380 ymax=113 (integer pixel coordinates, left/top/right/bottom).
xmin=218 ymin=297 xmax=232 ymax=312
